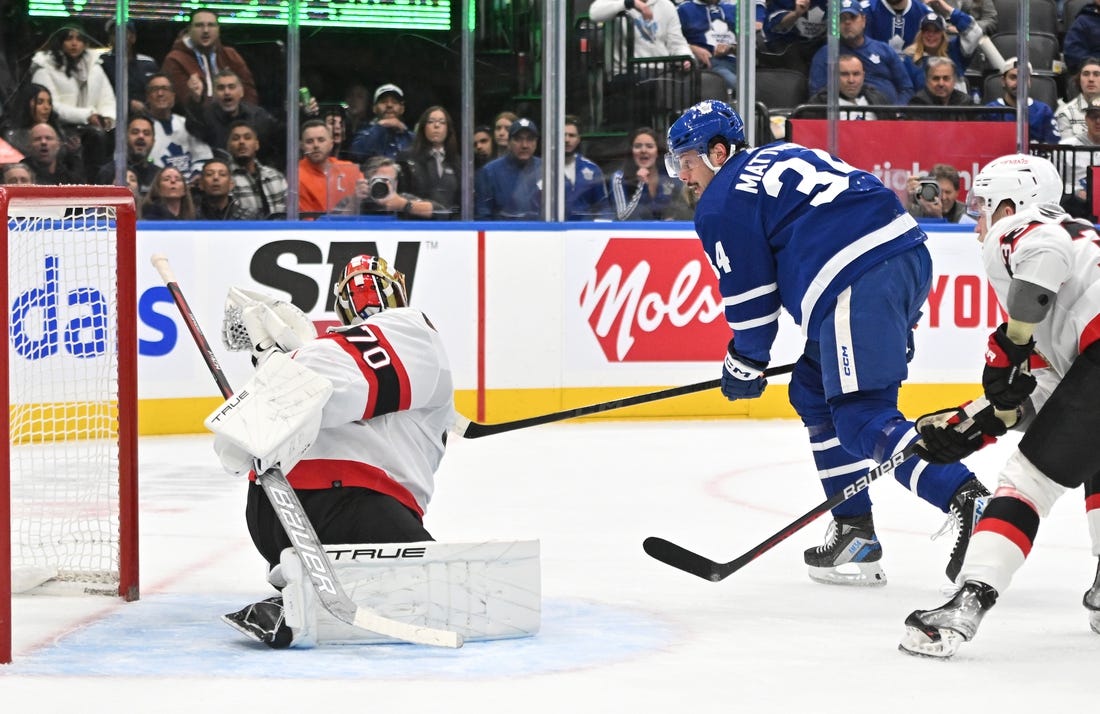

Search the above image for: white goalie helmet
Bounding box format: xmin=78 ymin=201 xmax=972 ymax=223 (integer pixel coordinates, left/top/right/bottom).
xmin=967 ymin=153 xmax=1063 ymax=224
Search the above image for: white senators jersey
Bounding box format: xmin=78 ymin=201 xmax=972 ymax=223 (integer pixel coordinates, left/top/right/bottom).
xmin=282 ymin=307 xmax=454 ymax=517
xmin=982 ymin=204 xmax=1100 ymax=377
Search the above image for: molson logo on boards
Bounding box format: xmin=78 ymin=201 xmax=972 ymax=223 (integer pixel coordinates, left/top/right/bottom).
xmin=579 ymin=238 xmax=728 ymax=362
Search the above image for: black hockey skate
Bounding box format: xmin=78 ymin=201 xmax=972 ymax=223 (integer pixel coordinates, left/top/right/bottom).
xmin=1084 ymin=558 xmax=1100 ymax=635
xmin=222 ymin=596 xmax=294 ymax=649
xmin=943 ymin=479 xmax=991 ymax=583
xmin=804 ymin=513 xmax=886 ymax=586
xmin=898 ymin=580 xmax=998 ymax=658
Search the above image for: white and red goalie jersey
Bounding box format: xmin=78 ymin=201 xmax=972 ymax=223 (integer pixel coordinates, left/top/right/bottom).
xmin=259 ymin=306 xmax=454 ymax=517
xmin=982 ymin=204 xmax=1100 ymax=378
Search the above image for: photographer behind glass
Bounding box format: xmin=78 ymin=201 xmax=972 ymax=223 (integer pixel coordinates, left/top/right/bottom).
xmin=357 ymin=156 xmax=438 ymax=219
xmin=905 ymin=174 xmax=944 ymax=221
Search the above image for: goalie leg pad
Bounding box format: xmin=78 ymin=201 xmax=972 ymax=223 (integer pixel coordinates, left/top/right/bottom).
xmin=204 ymin=351 xmax=333 ymax=475
xmin=1018 ymin=343 xmax=1100 ymax=489
xmin=280 ymin=540 xmax=541 ymax=648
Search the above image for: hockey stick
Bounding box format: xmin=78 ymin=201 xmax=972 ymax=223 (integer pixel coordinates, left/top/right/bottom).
xmin=151 ymin=254 xmax=462 ymax=648
xmin=453 ymin=363 xmax=796 ymax=438
xmin=643 ymin=398 xmax=993 ymax=583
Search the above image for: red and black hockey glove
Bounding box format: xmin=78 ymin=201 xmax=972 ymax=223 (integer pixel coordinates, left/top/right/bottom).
xmin=913 ymin=402 xmax=1008 ymax=464
xmin=982 ymin=323 xmax=1037 ymax=411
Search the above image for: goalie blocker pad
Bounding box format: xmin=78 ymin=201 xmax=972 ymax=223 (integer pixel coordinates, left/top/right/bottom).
xmin=278 ymin=540 xmax=541 ymax=647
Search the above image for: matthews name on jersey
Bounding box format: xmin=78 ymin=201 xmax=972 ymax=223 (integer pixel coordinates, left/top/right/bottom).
xmin=692 ymin=141 xmax=925 ymax=364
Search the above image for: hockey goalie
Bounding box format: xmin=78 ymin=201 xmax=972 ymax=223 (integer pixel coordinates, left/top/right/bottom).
xmin=206 ymin=254 xmax=539 ymax=648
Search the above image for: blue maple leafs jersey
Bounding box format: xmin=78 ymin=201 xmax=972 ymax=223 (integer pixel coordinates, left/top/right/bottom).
xmin=693 ymin=141 xmax=926 ymax=364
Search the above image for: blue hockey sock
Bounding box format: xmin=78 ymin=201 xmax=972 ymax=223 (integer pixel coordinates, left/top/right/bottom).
xmin=807 ymin=423 xmax=871 ymax=519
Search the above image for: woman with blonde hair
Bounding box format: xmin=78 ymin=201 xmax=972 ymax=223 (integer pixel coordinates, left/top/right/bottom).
xmin=902 ymin=5 xmax=982 ymax=93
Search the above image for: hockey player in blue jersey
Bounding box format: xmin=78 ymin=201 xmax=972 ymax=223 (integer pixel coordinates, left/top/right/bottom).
xmin=666 ymin=99 xmax=990 ymax=586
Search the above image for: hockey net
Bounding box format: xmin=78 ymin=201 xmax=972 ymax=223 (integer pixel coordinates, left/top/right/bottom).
xmin=0 ymin=186 xmax=138 ymax=664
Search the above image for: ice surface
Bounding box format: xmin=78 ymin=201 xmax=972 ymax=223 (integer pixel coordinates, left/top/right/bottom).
xmin=3 ymin=420 xmax=1097 ymax=711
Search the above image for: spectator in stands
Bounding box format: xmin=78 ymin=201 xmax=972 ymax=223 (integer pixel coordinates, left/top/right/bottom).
xmin=22 ymin=123 xmax=82 ymax=185
xmin=591 ymin=0 xmax=696 ymax=129
xmin=141 ymin=166 xmax=195 ymax=220
xmin=985 ymin=57 xmax=1060 ymax=144
xmin=360 ymin=156 xmax=440 ymax=219
xmin=763 ymin=0 xmax=827 ymax=68
xmin=162 ymin=9 xmax=259 ymax=108
xmin=191 ymin=157 xmax=256 ymax=220
xmin=1064 ymin=0 xmax=1100 ymax=75
xmin=473 ymin=124 xmax=494 ymax=170
xmin=0 ymin=83 xmax=80 ymax=162
xmin=678 ymin=0 xmax=740 ymax=93
xmin=2 ymin=163 xmax=34 ymax=184
xmin=298 ymin=118 xmax=365 ymax=217
xmin=491 ymin=111 xmax=517 ymax=159
xmin=564 ymin=114 xmax=610 ymax=220
xmin=809 ymin=0 xmax=915 ymax=104
xmin=907 ymin=57 xmax=975 ymax=119
xmin=957 ymin=0 xmax=996 ymax=36
xmin=902 ymin=9 xmax=982 ymax=92
xmin=904 ymin=174 xmax=944 ymax=220
xmin=931 ymin=163 xmax=974 ymax=224
xmin=1058 ymin=97 xmax=1100 ymax=218
xmin=397 ymin=105 xmax=460 ymax=219
xmin=324 ymin=109 xmax=351 ymax=161
xmin=608 ymin=125 xmax=692 ymax=221
xmin=226 ymin=119 xmax=287 ymax=219
xmin=475 ymin=117 xmax=542 ymax=220
xmin=348 ymin=83 xmax=415 ymax=164
xmin=1056 ymin=57 xmax=1100 ymax=142
xmin=95 ymin=114 xmax=159 ymax=197
xmin=343 ymin=81 xmax=371 ymax=136
xmin=144 ymin=74 xmax=212 ymax=181
xmin=867 ymin=0 xmax=934 ymax=53
xmin=807 ymin=54 xmax=893 ymax=119
xmin=124 ymin=168 xmax=142 ymax=215
xmin=29 ymin=24 xmax=116 ymax=180
xmin=99 ymin=19 xmax=159 ymax=116
xmin=184 ymin=68 xmax=278 ymax=168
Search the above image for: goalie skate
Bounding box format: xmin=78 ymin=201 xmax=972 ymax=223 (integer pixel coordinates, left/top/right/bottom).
xmin=1084 ymin=558 xmax=1100 ymax=635
xmin=222 ymin=596 xmax=294 ymax=649
xmin=804 ymin=513 xmax=886 ymax=587
xmin=898 ymin=581 xmax=998 ymax=659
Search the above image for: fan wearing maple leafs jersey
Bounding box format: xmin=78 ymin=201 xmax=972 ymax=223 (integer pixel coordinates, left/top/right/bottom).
xmin=900 ymin=154 xmax=1100 ymax=658
xmin=244 ymin=255 xmax=454 ymax=569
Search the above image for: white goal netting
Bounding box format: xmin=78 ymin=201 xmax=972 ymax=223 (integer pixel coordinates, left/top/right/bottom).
xmin=7 ymin=205 xmax=126 ymax=592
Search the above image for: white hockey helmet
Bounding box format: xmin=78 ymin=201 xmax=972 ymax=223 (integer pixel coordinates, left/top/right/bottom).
xmin=967 ymin=153 xmax=1063 ymax=223
xmin=333 ymin=255 xmax=407 ymax=325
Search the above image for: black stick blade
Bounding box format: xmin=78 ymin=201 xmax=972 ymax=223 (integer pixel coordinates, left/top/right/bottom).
xmin=642 ymin=537 xmax=724 ymax=582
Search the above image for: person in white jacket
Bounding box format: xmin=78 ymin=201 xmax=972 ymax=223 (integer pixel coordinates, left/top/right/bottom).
xmin=30 ymin=25 xmax=116 ymax=181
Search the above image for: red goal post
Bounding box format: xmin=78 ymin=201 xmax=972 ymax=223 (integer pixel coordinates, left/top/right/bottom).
xmin=0 ymin=186 xmax=138 ymax=664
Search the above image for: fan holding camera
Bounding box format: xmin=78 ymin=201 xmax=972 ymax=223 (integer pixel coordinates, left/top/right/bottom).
xmin=906 ymin=174 xmax=944 ymax=220
xmin=358 ymin=156 xmax=438 ymax=219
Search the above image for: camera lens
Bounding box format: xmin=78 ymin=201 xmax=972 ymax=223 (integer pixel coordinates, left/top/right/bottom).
xmin=369 ymin=178 xmax=390 ymax=200
xmin=919 ymin=182 xmax=939 ymax=202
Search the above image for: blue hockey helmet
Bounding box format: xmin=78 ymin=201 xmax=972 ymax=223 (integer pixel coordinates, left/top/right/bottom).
xmin=665 ymin=100 xmax=745 ymax=175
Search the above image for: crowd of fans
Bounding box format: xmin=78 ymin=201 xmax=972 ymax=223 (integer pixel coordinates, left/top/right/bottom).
xmin=1 ymin=1 xmax=1100 ymax=222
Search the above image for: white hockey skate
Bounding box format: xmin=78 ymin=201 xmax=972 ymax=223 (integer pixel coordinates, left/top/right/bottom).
xmin=898 ymin=581 xmax=998 ymax=658
xmin=804 ymin=513 xmax=886 ymax=587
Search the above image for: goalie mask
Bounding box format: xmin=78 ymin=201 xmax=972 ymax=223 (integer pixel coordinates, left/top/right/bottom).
xmin=333 ymin=255 xmax=408 ymax=325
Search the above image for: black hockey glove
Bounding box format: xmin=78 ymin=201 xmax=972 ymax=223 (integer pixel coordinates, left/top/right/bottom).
xmin=913 ymin=402 xmax=1008 ymax=464
xmin=982 ymin=323 xmax=1037 ymax=411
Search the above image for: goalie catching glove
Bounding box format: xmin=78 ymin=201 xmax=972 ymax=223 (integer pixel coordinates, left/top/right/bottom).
xmin=222 ymin=287 xmax=317 ymax=365
xmin=204 ymin=351 xmax=334 ymax=476
xmin=913 ymin=401 xmax=1009 ymax=464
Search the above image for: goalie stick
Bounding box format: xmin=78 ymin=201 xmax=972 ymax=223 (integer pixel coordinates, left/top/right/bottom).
xmin=453 ymin=363 xmax=796 ymax=438
xmin=643 ymin=398 xmax=994 ymax=583
xmin=150 ymin=254 xmax=462 ymax=649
